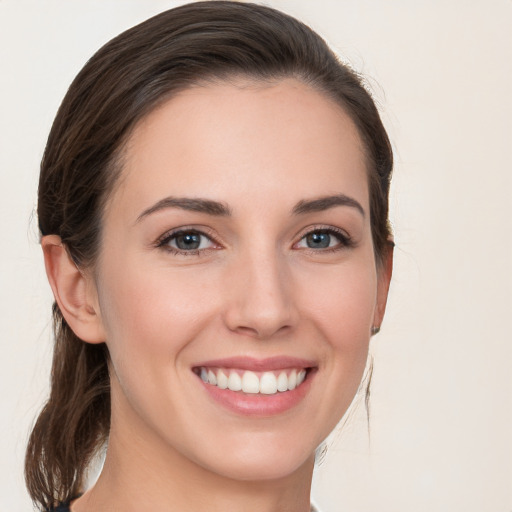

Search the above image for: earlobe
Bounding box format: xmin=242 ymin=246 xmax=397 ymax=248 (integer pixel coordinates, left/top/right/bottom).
xmin=372 ymin=240 xmax=394 ymax=333
xmin=42 ymin=235 xmax=106 ymax=344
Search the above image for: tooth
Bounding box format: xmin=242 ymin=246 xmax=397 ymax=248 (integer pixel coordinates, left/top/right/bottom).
xmin=216 ymin=369 xmax=228 ymax=389
xmin=207 ymin=369 xmax=217 ymax=385
xmin=288 ymin=369 xmax=297 ymax=390
xmin=227 ymin=371 xmax=242 ymax=391
xmin=259 ymin=372 xmax=278 ymax=394
xmin=242 ymin=371 xmax=260 ymax=393
xmin=203 ymin=367 xmax=306 ymax=393
xmin=277 ymin=371 xmax=288 ymax=392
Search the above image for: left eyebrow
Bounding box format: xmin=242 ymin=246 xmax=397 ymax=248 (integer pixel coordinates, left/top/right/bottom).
xmin=292 ymin=194 xmax=365 ymax=217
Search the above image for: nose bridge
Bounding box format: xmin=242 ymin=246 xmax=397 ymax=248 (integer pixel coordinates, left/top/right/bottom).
xmin=224 ymin=239 xmax=297 ymax=339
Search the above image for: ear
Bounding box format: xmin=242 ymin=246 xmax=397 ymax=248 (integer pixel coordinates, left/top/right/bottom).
xmin=372 ymin=240 xmax=394 ymax=332
xmin=42 ymin=235 xmax=106 ymax=344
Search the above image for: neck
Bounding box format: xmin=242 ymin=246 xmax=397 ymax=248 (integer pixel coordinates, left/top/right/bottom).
xmin=72 ymin=391 xmax=315 ymax=512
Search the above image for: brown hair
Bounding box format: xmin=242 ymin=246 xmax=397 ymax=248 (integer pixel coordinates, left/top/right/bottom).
xmin=26 ymin=1 xmax=393 ymax=509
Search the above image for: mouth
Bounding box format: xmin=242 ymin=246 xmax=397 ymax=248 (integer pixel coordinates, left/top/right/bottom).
xmin=194 ymin=367 xmax=309 ymax=395
xmin=192 ymin=357 xmax=316 ymax=416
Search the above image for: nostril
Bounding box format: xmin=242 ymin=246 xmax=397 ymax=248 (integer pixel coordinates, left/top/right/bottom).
xmin=231 ymin=325 xmax=260 ymax=337
xmin=231 ymin=324 xmax=292 ymax=339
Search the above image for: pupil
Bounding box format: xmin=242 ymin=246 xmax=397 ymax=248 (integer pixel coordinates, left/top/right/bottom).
xmin=176 ymin=233 xmax=200 ymax=250
xmin=307 ymin=232 xmax=330 ymax=248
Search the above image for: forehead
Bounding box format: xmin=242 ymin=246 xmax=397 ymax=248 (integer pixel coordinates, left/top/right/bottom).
xmin=110 ymin=78 xmax=368 ymax=218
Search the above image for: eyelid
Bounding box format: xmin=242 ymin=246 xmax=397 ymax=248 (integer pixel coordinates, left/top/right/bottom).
xmin=155 ymin=226 xmax=221 ymax=253
xmin=154 ymin=224 xmax=354 ymax=255
xmin=292 ymin=224 xmax=354 ymax=250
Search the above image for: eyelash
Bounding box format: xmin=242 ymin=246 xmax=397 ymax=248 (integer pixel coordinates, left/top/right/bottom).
xmin=155 ymin=225 xmax=354 ymax=256
xmin=294 ymin=226 xmax=355 ymax=253
xmin=156 ymin=227 xmax=218 ymax=256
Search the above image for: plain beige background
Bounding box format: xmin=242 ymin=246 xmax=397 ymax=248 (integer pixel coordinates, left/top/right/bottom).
xmin=1 ymin=1 xmax=511 ymax=511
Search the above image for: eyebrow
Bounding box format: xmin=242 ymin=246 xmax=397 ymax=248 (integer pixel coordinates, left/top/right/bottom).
xmin=136 ymin=197 xmax=231 ymax=223
xmin=292 ymin=194 xmax=365 ymax=217
xmin=136 ymin=193 xmax=364 ymax=223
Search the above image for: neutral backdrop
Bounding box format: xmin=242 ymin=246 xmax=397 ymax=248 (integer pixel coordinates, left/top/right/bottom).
xmin=1 ymin=1 xmax=511 ymax=511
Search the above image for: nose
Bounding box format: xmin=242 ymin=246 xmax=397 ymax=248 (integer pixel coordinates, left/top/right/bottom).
xmin=222 ymin=250 xmax=299 ymax=339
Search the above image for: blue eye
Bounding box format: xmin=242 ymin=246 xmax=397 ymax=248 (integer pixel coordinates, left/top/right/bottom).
xmin=173 ymin=232 xmax=202 ymax=250
xmin=296 ymin=229 xmax=351 ymax=250
xmin=305 ymin=232 xmax=332 ymax=249
xmin=159 ymin=230 xmax=215 ymax=252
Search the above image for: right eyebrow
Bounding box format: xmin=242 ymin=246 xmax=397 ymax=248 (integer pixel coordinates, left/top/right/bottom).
xmin=135 ymin=196 xmax=231 ymax=224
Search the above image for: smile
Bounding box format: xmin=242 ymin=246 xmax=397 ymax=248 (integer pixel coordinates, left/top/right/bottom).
xmin=192 ymin=356 xmax=316 ymax=416
xmin=198 ymin=367 xmax=308 ymax=395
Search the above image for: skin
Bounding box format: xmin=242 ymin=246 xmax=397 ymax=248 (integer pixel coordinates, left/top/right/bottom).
xmin=43 ymin=78 xmax=392 ymax=512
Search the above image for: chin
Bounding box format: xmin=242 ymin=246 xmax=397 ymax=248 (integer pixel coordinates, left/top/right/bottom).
xmin=188 ymin=431 xmax=318 ymax=483
xmin=208 ymin=455 xmax=313 ymax=483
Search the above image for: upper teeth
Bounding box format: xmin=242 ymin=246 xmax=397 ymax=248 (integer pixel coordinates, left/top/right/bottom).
xmin=199 ymin=368 xmax=307 ymax=395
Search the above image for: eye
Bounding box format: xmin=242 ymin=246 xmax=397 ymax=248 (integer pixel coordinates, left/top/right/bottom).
xmin=295 ymin=228 xmax=352 ymax=251
xmin=157 ymin=229 xmax=216 ymax=253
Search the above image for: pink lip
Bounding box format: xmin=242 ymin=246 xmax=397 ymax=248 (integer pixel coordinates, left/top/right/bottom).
xmin=200 ymin=378 xmax=314 ymax=417
xmin=192 ymin=356 xmax=318 ymax=417
xmin=193 ymin=355 xmax=316 ymax=372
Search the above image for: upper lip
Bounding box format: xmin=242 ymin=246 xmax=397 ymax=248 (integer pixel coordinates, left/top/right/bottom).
xmin=193 ymin=356 xmax=317 ymax=372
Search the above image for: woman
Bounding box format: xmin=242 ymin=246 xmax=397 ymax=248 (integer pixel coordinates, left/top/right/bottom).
xmin=25 ymin=2 xmax=393 ymax=511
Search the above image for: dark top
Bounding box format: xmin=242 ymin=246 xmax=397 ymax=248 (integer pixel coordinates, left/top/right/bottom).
xmin=50 ymin=501 xmax=320 ymax=511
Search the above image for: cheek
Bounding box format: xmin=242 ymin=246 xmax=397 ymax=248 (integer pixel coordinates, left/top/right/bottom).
xmin=285 ymin=259 xmax=377 ymax=440
xmin=301 ymin=260 xmax=377 ymax=343
xmin=96 ymin=259 xmax=217 ymax=369
xmin=298 ymin=258 xmax=377 ymax=396
xmin=95 ymin=260 xmax=223 ymax=430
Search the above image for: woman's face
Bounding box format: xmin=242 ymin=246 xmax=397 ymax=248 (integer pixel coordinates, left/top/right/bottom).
xmin=92 ymin=79 xmax=390 ymax=481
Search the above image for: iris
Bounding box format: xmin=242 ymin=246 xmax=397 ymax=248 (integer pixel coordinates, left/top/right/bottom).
xmin=306 ymin=232 xmax=331 ymax=249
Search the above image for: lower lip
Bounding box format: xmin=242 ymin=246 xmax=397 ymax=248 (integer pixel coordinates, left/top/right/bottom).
xmin=198 ymin=371 xmax=315 ymax=417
